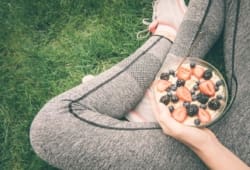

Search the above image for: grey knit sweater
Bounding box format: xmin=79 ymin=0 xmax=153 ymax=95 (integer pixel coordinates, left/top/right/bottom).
xmin=30 ymin=0 xmax=250 ymax=169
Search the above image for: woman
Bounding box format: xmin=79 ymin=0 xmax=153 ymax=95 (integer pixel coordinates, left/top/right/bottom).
xmin=30 ymin=0 xmax=250 ymax=169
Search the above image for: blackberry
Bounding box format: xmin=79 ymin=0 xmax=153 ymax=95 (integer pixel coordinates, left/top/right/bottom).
xmin=216 ymin=95 xmax=223 ymax=100
xmin=190 ymin=62 xmax=196 ymax=68
xmin=216 ymin=80 xmax=223 ymax=87
xmin=160 ymin=72 xmax=170 ymax=80
xmin=176 ymin=79 xmax=185 ymax=87
xmin=187 ymin=104 xmax=199 ymax=116
xmin=193 ymin=84 xmax=199 ymax=91
xmin=169 ymin=69 xmax=175 ymax=76
xmin=160 ymin=95 xmax=170 ymax=105
xmin=166 ymin=87 xmax=172 ymax=92
xmin=203 ymin=69 xmax=213 ymax=80
xmin=171 ymin=84 xmax=177 ymax=91
xmin=208 ymin=99 xmax=221 ymax=110
xmin=194 ymin=119 xmax=201 ymax=126
xmin=171 ymin=95 xmax=179 ymax=103
xmin=190 ymin=89 xmax=196 ymax=95
xmin=197 ymin=93 xmax=209 ymax=104
xmin=168 ymin=106 xmax=174 ymax=113
xmin=200 ymin=104 xmax=207 ymax=109
xmin=183 ymin=102 xmax=191 ymax=108
xmin=192 ymin=95 xmax=197 ymax=101
xmin=167 ymin=91 xmax=172 ymax=97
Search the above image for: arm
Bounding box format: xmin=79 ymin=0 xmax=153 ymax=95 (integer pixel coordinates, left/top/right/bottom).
xmin=149 ymin=93 xmax=250 ymax=170
xmin=189 ymin=136 xmax=249 ymax=170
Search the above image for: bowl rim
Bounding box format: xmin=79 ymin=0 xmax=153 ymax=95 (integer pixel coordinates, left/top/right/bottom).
xmin=154 ymin=57 xmax=229 ymax=128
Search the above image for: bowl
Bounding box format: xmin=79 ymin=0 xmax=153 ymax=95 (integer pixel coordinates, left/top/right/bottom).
xmin=153 ymin=57 xmax=228 ymax=127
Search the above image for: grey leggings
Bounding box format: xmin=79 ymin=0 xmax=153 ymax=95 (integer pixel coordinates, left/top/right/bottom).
xmin=30 ymin=0 xmax=250 ymax=169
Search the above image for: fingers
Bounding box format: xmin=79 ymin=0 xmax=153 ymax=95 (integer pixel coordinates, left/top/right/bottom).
xmin=147 ymin=90 xmax=169 ymax=129
xmin=158 ymin=103 xmax=172 ymax=122
xmin=147 ymin=92 xmax=169 ymax=124
xmin=147 ymin=88 xmax=160 ymax=119
xmin=148 ymin=89 xmax=183 ymax=136
xmin=157 ymin=103 xmax=172 ymax=127
xmin=148 ymin=85 xmax=189 ymax=137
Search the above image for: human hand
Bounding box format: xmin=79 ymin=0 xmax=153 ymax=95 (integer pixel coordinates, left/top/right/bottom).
xmin=150 ymin=99 xmax=250 ymax=170
xmin=148 ymin=91 xmax=218 ymax=150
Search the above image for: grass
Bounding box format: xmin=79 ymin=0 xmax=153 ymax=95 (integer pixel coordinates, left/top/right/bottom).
xmin=0 ymin=0 xmax=152 ymax=169
xmin=0 ymin=0 xmax=223 ymax=169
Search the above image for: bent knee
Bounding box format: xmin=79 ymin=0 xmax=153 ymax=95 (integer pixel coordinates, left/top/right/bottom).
xmin=29 ymin=99 xmax=74 ymax=167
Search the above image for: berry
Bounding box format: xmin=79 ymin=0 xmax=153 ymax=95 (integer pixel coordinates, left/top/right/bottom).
xmin=194 ymin=119 xmax=201 ymax=126
xmin=168 ymin=106 xmax=174 ymax=113
xmin=156 ymin=80 xmax=172 ymax=92
xmin=190 ymin=62 xmax=196 ymax=68
xmin=192 ymin=66 xmax=205 ymax=79
xmin=171 ymin=95 xmax=179 ymax=103
xmin=193 ymin=84 xmax=199 ymax=91
xmin=192 ymin=95 xmax=197 ymax=101
xmin=176 ymin=86 xmax=192 ymax=102
xmin=183 ymin=102 xmax=190 ymax=108
xmin=171 ymin=84 xmax=177 ymax=91
xmin=167 ymin=91 xmax=172 ymax=97
xmin=197 ymin=93 xmax=209 ymax=104
xmin=169 ymin=70 xmax=175 ymax=76
xmin=199 ymin=80 xmax=216 ymax=96
xmin=203 ymin=69 xmax=213 ymax=80
xmin=160 ymin=72 xmax=170 ymax=80
xmin=166 ymin=87 xmax=172 ymax=92
xmin=172 ymin=107 xmax=187 ymax=122
xmin=187 ymin=104 xmax=199 ymax=116
xmin=198 ymin=108 xmax=211 ymax=123
xmin=200 ymin=104 xmax=207 ymax=109
xmin=208 ymin=99 xmax=221 ymax=110
xmin=160 ymin=95 xmax=170 ymax=105
xmin=176 ymin=79 xmax=185 ymax=87
xmin=177 ymin=67 xmax=191 ymax=80
xmin=216 ymin=80 xmax=223 ymax=87
xmin=190 ymin=89 xmax=196 ymax=95
xmin=216 ymin=95 xmax=223 ymax=100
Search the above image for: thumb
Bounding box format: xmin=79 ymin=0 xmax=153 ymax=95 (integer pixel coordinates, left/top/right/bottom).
xmin=158 ymin=103 xmax=172 ymax=120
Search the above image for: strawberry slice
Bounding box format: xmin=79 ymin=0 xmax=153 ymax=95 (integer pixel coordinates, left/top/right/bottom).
xmin=192 ymin=66 xmax=205 ymax=79
xmin=177 ymin=67 xmax=191 ymax=80
xmin=172 ymin=107 xmax=187 ymax=122
xmin=156 ymin=80 xmax=172 ymax=92
xmin=198 ymin=108 xmax=211 ymax=123
xmin=199 ymin=80 xmax=215 ymax=96
xmin=176 ymin=86 xmax=192 ymax=102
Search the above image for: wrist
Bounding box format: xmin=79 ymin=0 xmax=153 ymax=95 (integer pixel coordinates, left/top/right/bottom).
xmin=191 ymin=133 xmax=221 ymax=153
xmin=174 ymin=128 xmax=220 ymax=152
xmin=169 ymin=128 xmax=250 ymax=170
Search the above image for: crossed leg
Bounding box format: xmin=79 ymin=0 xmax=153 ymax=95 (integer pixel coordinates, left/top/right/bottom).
xmin=30 ymin=0 xmax=227 ymax=169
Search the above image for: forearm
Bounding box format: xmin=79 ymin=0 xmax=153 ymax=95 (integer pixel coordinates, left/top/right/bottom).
xmin=182 ymin=134 xmax=249 ymax=170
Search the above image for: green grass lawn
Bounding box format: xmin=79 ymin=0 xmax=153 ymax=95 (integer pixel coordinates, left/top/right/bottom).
xmin=0 ymin=0 xmax=223 ymax=169
xmin=0 ymin=0 xmax=152 ymax=169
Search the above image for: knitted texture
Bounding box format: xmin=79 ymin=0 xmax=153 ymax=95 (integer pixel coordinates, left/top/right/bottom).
xmin=210 ymin=0 xmax=250 ymax=166
xmin=72 ymin=36 xmax=171 ymax=119
xmin=30 ymin=0 xmax=250 ymax=169
xmin=170 ymin=0 xmax=224 ymax=58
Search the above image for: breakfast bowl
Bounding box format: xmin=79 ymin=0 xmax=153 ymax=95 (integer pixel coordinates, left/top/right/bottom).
xmin=153 ymin=57 xmax=228 ymax=127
